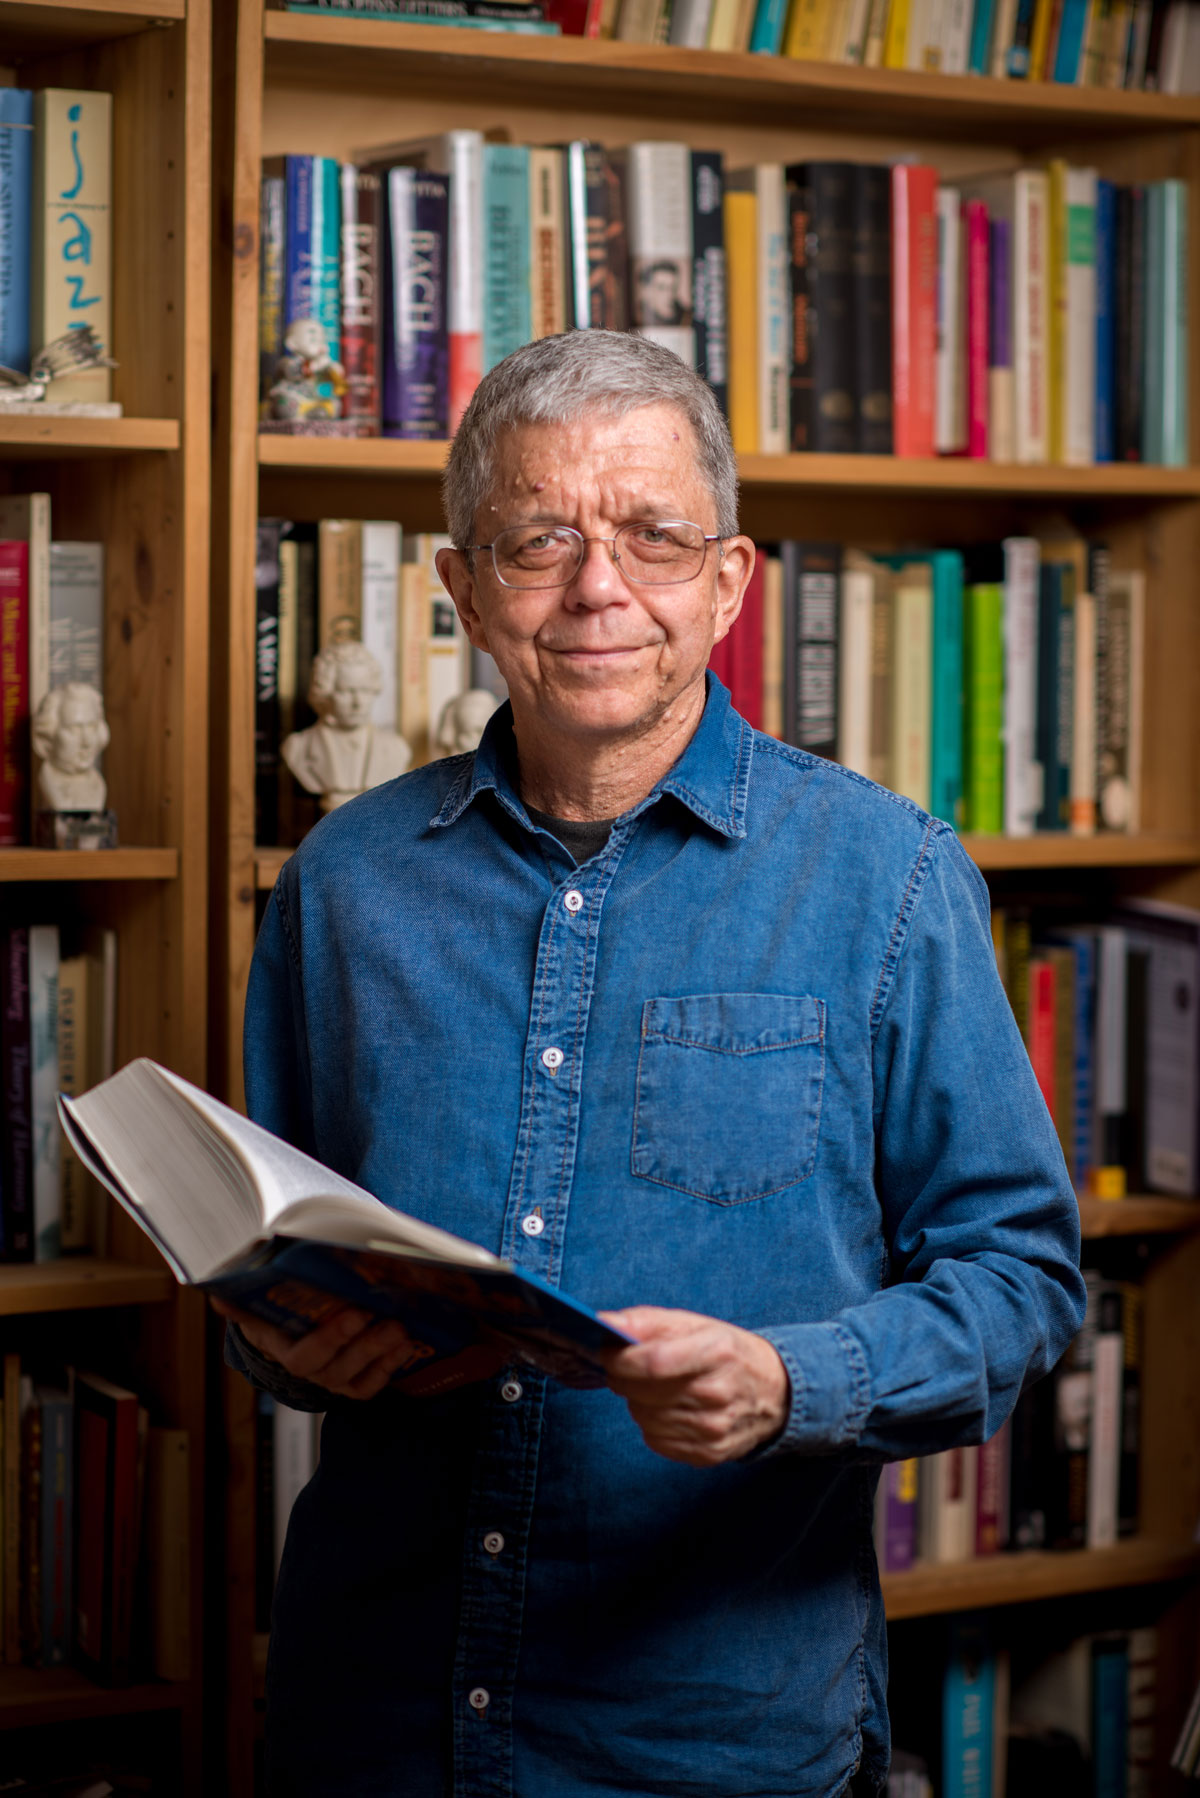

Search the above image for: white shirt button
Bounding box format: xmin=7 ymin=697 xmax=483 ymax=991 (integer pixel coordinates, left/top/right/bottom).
xmin=500 ymin=1379 xmax=523 ymax=1403
xmin=540 ymin=1045 xmax=564 ymax=1072
xmin=483 ymin=1531 xmax=505 ymax=1556
xmin=564 ymin=889 xmax=584 ymax=914
xmin=468 ymin=1687 xmax=490 ymax=1712
xmin=521 ymin=1213 xmax=545 ymax=1237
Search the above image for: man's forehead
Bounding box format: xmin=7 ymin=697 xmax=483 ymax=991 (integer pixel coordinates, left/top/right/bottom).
xmin=479 ymin=405 xmax=709 ymax=516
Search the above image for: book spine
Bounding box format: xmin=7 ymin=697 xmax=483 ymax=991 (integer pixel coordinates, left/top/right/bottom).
xmin=749 ymin=0 xmax=790 ymax=49
xmin=728 ymin=551 xmax=764 ymax=727
xmin=582 ymin=144 xmax=620 ymax=331
xmin=361 ymin=521 xmax=401 ymax=733
xmin=943 ymin=1621 xmax=997 ymax=1798
xmin=786 ymin=163 xmax=814 ymax=451
xmin=1160 ymin=178 xmax=1188 ymax=467
xmin=48 ymin=543 xmax=104 ymax=698
xmin=761 ymin=554 xmax=784 ymax=738
xmin=808 ymin=163 xmax=855 ymax=453
xmin=891 ymin=165 xmax=937 ymax=458
xmin=0 ymin=542 xmax=29 ymax=848
xmin=529 ymin=148 xmax=567 ymax=341
xmin=890 ymin=567 xmax=932 ymax=810
xmin=284 ymin=155 xmax=341 ymax=359
xmin=564 ymin=142 xmax=590 ymax=330
xmin=1070 ymin=589 xmax=1097 ymax=835
xmin=725 ymin=189 xmax=759 ymax=453
xmin=28 ymin=925 xmax=59 ymax=1263
xmin=988 ymin=0 xmax=1019 ymax=71
xmin=0 ymin=91 xmax=34 ymax=373
xmin=627 ymin=141 xmax=694 ymax=365
xmin=965 ymin=199 xmax=989 ymax=459
xmin=382 ymin=168 xmax=450 ymax=439
xmin=56 ymin=954 xmax=89 ymax=1252
xmin=837 ymin=564 xmax=874 ymax=776
xmin=988 ymin=213 xmax=1014 ymax=463
xmin=1 ymin=930 xmax=31 ymax=1263
xmin=1118 ymin=1281 xmax=1142 ymax=1536
xmin=1002 ymin=536 xmax=1040 ymax=838
xmin=31 ymin=89 xmax=113 ymax=403
xmin=1052 ymin=0 xmax=1089 ymax=66
xmin=975 ymin=1419 xmax=1010 ymax=1553
xmin=255 ymin=521 xmax=282 ymax=846
xmin=2 ymin=1354 xmax=18 ymax=1661
xmin=852 ymin=163 xmax=892 ymax=454
xmin=756 ymin=165 xmax=790 ymax=455
xmin=967 ymin=0 xmax=997 ymax=63
xmin=1115 ymin=184 xmax=1144 ymax=461
xmin=929 ymin=551 xmax=964 ymax=827
xmin=1092 ymin=1637 xmax=1130 ymax=1798
xmin=794 ymin=543 xmax=840 ymax=758
xmin=482 ymin=144 xmax=532 ymax=371
xmin=868 ymin=565 xmax=892 ymax=787
xmin=884 ymin=0 xmax=912 ymax=62
xmin=934 ymin=185 xmax=965 ymax=454
xmin=20 ymin=1381 xmax=40 ymax=1666
xmin=1007 ymin=0 xmax=1037 ymax=69
xmin=108 ymin=1393 xmax=138 ymax=1683
xmin=941 ymin=0 xmax=973 ymax=66
xmin=1142 ymin=181 xmax=1165 ymax=463
xmin=1094 ymin=178 xmax=1115 ymax=461
xmin=882 ymin=1457 xmax=918 ymax=1570
xmin=963 ymin=581 xmax=1004 ymax=833
xmin=1035 ymin=563 xmax=1063 ymax=831
xmin=259 ymin=171 xmax=286 ymax=413
xmin=148 ymin=1427 xmax=191 ymax=1680
xmin=39 ymin=1393 xmax=71 ymax=1666
xmin=1098 ymin=569 xmax=1142 ymax=831
xmin=861 ymin=0 xmax=891 ymax=62
xmin=437 ymin=131 xmax=484 ymax=432
xmin=339 ymin=166 xmax=381 ymax=435
xmin=669 ymin=0 xmax=715 ymax=42
xmin=1051 ymin=1295 xmax=1095 ymax=1548
xmin=1064 ymin=166 xmax=1097 ymax=467
xmin=1015 ymin=170 xmax=1050 ymax=464
xmin=691 ymin=151 xmax=727 ymax=415
xmin=1088 ymin=1284 xmax=1124 ymax=1548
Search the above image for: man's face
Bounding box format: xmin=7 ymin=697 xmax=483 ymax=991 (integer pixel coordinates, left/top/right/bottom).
xmin=54 ymin=698 xmax=101 ymax=772
xmin=327 ymin=667 xmax=374 ymax=730
xmin=438 ymin=404 xmax=752 ymax=749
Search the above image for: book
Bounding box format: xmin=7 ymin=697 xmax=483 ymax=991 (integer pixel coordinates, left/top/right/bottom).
xmin=1001 ymin=536 xmax=1040 ymax=838
xmin=57 ymin=953 xmax=90 ymax=1252
xmin=482 ymin=143 xmax=532 ymax=372
xmin=2 ymin=929 xmax=32 ymax=1260
xmin=529 ymin=147 xmax=567 ymax=341
xmin=1087 ymin=1278 xmax=1123 ymax=1548
xmin=255 ymin=521 xmax=283 ymax=845
xmin=691 ymin=151 xmax=728 ymax=415
xmin=728 ymin=550 xmax=764 ymax=728
xmin=37 ymin=1380 xmax=72 ymax=1668
xmin=786 ymin=161 xmax=814 ymax=452
xmin=259 ymin=169 xmax=286 ymax=412
xmin=890 ymin=559 xmax=932 ymax=812
xmin=786 ymin=542 xmax=839 ymax=759
xmin=380 ymin=167 xmax=450 ymax=439
xmin=964 ymin=197 xmax=989 ymax=460
xmin=761 ymin=552 xmax=784 ymax=739
xmin=73 ymin=1369 xmax=141 ymax=1685
xmin=1094 ymin=178 xmax=1115 ymax=461
xmin=853 ymin=163 xmax=893 ymax=454
xmin=60 ymin=1059 xmax=633 ymax=1396
xmin=1069 ymin=587 xmax=1097 ymax=835
xmin=146 ymin=1427 xmax=190 ymax=1681
xmin=48 ymin=542 xmax=104 ymax=694
xmin=1091 ymin=1635 xmax=1130 ymax=1798
xmin=1114 ymin=183 xmax=1145 ymax=462
xmin=724 ymin=187 xmax=759 ymax=453
xmin=1035 ymin=559 xmax=1074 ymax=832
xmin=361 ymin=520 xmax=401 ymax=732
xmin=30 ymin=90 xmax=113 ymax=404
xmin=917 ymin=1445 xmax=977 ymax=1562
xmin=975 ymin=1421 xmax=1010 ymax=1554
xmin=741 ymin=165 xmax=788 ymax=453
xmin=875 ymin=1457 xmax=918 ymax=1570
xmin=585 ymin=144 xmax=628 ymax=332
xmin=988 ymin=214 xmax=1015 ymax=462
xmin=962 ymin=564 xmax=1004 ymax=835
xmin=339 ymin=165 xmax=382 ymax=434
xmin=318 ymin=518 xmax=364 ymax=647
xmin=0 ymin=91 xmax=33 ymax=375
xmin=891 ymin=164 xmax=938 ymax=459
xmin=278 ymin=154 xmax=342 ymax=361
xmin=1097 ymin=567 xmax=1143 ymax=832
xmin=934 ymin=185 xmax=966 ymax=456
xmin=29 ymin=923 xmax=60 ymax=1262
xmin=0 ymin=539 xmax=29 ymax=847
xmin=0 ymin=492 xmax=51 ymax=827
xmin=1113 ymin=898 xmax=1200 ymax=1194
xmin=3 ymin=1351 xmax=17 ymax=1662
xmin=944 ymin=1617 xmax=1007 ymax=1798
xmin=837 ymin=556 xmax=874 ymax=777
xmin=627 ymin=142 xmax=695 ymax=366
xmin=799 ymin=162 xmax=856 ymax=454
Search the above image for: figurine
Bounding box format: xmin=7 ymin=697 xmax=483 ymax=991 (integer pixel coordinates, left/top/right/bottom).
xmin=281 ymin=641 xmax=411 ymax=812
xmin=0 ymin=326 xmax=120 ymax=416
xmin=435 ymin=688 xmax=503 ymax=757
xmin=32 ymin=682 xmax=118 ymax=848
xmin=267 ymin=316 xmax=347 ymax=422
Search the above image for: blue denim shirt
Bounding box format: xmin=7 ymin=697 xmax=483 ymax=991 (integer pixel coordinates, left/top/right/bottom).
xmin=234 ymin=675 xmax=1085 ymax=1798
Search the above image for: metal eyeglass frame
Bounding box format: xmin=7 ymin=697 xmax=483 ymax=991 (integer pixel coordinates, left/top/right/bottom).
xmin=466 ymin=521 xmax=726 ymax=590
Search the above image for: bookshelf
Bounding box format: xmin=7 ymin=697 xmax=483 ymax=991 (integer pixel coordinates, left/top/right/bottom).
xmin=1 ymin=0 xmax=210 ymax=1788
xmin=211 ymin=4 xmax=1200 ymax=1789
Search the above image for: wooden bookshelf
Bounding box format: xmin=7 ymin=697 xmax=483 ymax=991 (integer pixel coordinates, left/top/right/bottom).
xmin=0 ymin=0 xmax=210 ymax=1788
xmin=212 ymin=7 xmax=1200 ymax=1789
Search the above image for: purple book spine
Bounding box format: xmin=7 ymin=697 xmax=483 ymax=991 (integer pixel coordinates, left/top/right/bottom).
xmin=382 ymin=167 xmax=450 ymax=440
xmin=989 ymin=216 xmax=1011 ymax=375
xmin=883 ymin=1459 xmax=917 ymax=1571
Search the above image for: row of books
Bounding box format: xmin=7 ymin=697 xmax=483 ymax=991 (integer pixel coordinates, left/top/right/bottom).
xmin=286 ymin=0 xmax=1200 ymax=97
xmin=0 ymin=493 xmax=106 ymax=846
xmin=889 ymin=1618 xmax=1159 ymax=1797
xmin=876 ymin=1270 xmax=1142 ymax=1572
xmin=0 ymin=925 xmax=116 ymax=1263
xmin=253 ymin=1395 xmax=324 ymax=1631
xmin=994 ymin=901 xmax=1200 ymax=1197
xmin=0 ymin=1353 xmax=189 ymax=1684
xmin=0 ymin=90 xmax=113 ymax=400
xmin=258 ymin=138 xmax=1188 ymax=467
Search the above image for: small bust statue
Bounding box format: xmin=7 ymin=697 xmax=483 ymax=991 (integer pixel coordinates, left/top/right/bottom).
xmin=435 ymin=688 xmax=502 ymax=757
xmin=32 ymin=682 xmax=109 ymax=812
xmin=267 ymin=316 xmax=347 ymax=422
xmin=281 ymin=640 xmax=411 ymax=812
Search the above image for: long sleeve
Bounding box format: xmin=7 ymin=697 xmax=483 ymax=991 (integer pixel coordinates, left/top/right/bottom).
xmin=758 ymin=827 xmax=1087 ymax=1459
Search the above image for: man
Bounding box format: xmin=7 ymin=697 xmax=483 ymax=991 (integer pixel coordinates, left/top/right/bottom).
xmin=224 ymin=330 xmax=1085 ymax=1798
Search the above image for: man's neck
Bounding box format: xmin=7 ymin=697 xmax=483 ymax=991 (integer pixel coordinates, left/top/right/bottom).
xmin=512 ymin=681 xmax=707 ymax=822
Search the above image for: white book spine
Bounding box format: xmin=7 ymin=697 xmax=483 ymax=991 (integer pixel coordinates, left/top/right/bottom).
xmin=273 ymin=1403 xmax=319 ymax=1578
xmin=755 ymin=164 xmax=789 ymax=455
xmin=566 ymin=143 xmax=590 ymax=329
xmin=906 ymin=0 xmax=934 ymax=63
xmin=1064 ymin=167 xmax=1097 ymax=467
xmin=361 ymin=521 xmax=401 ymax=733
xmin=842 ymin=0 xmax=873 ymax=58
xmin=425 ymin=533 xmax=467 ymax=749
xmin=935 ymin=188 xmax=963 ymax=454
xmin=48 ymin=543 xmax=104 ymax=695
xmin=443 ymin=131 xmax=484 ymax=341
xmin=1070 ymin=588 xmax=1097 ymax=836
xmin=890 ymin=574 xmax=932 ymax=811
xmin=1002 ymin=536 xmax=1041 ymax=837
xmin=669 ymin=0 xmax=715 ymax=44
xmin=1087 ymin=1327 xmax=1122 ymax=1548
xmin=941 ymin=0 xmax=973 ymax=69
xmin=837 ymin=567 xmax=874 ymax=777
xmin=627 ymin=142 xmax=695 ymax=367
xmin=1124 ymin=570 xmax=1144 ymax=834
xmin=29 ymin=923 xmax=60 ymax=1262
xmin=989 ymin=0 xmax=1019 ymax=71
xmin=1014 ymin=171 xmax=1049 ymax=465
xmin=1094 ymin=925 xmax=1128 ymax=1138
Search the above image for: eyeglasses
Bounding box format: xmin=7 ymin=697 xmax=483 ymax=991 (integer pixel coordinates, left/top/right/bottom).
xmin=468 ymin=521 xmax=723 ymax=590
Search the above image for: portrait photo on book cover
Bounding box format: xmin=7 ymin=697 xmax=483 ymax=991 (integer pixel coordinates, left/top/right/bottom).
xmin=633 ymin=254 xmax=693 ymax=329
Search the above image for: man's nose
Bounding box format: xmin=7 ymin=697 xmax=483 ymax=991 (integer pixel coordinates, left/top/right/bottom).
xmin=563 ymin=537 xmax=627 ymax=609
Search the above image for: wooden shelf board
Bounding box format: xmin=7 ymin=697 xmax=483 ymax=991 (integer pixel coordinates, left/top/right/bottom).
xmin=883 ymin=1539 xmax=1200 ymax=1620
xmin=0 ymin=1664 xmax=187 ymax=1729
xmin=0 ymin=847 xmax=178 ymax=881
xmin=964 ymin=833 xmax=1200 ymax=870
xmin=0 ymin=0 xmax=182 ymax=56
xmin=1078 ymin=1196 xmax=1200 ymax=1236
xmin=262 ymin=14 xmax=1200 ymax=139
xmin=0 ymin=1257 xmax=173 ymax=1317
xmin=257 ymin=436 xmax=1200 ymax=498
xmin=0 ymin=416 xmax=179 ymax=457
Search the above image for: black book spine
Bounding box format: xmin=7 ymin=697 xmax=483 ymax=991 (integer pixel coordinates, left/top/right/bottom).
xmin=691 ymin=151 xmax=727 ymax=417
xmin=852 ymin=163 xmax=893 ymax=454
xmin=1125 ymin=185 xmax=1145 ymax=463
xmin=1008 ymin=1377 xmax=1055 ymax=1550
xmin=795 ymin=541 xmax=841 ymax=758
xmin=255 ymin=521 xmax=283 ymax=847
xmin=1142 ymin=0 xmax=1168 ymax=85
xmin=583 ymin=145 xmax=614 ymax=330
xmin=1 ymin=927 xmax=31 ymax=1260
xmin=1035 ymin=563 xmax=1062 ymax=832
xmin=785 ymin=167 xmax=813 ymax=452
xmin=808 ymin=163 xmax=856 ymax=454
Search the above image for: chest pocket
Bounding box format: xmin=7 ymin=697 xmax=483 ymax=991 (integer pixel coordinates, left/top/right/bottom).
xmin=632 ymin=993 xmax=826 ymax=1205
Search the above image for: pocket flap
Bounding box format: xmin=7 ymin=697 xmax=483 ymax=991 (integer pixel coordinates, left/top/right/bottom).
xmin=641 ymin=993 xmax=825 ymax=1056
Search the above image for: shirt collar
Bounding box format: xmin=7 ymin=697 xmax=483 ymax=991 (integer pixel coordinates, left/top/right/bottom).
xmin=430 ymin=673 xmax=752 ymax=841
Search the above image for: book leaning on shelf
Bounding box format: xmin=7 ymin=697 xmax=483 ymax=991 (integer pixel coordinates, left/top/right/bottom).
xmin=59 ymin=1059 xmax=632 ymax=1396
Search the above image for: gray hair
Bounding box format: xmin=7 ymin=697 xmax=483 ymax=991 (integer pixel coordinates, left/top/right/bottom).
xmin=443 ymin=332 xmax=739 ymax=550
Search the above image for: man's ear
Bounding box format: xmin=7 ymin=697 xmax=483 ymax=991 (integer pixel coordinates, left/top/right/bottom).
xmin=436 ymin=546 xmax=492 ymax=653
xmin=710 ymin=536 xmax=756 ymax=647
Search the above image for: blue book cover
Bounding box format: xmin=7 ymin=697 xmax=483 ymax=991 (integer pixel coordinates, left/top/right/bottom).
xmin=1094 ymin=179 xmax=1115 ymax=463
xmin=482 ymin=143 xmax=531 ymax=374
xmin=0 ymin=90 xmax=33 ymax=373
xmin=1161 ymin=178 xmax=1188 ymax=467
xmin=382 ymin=166 xmax=450 ymax=439
xmin=749 ymin=0 xmax=789 ymax=52
xmin=284 ymin=154 xmax=341 ymax=361
xmin=1091 ymin=1636 xmax=1129 ymax=1798
xmin=1142 ymin=181 xmax=1165 ymax=465
xmin=1051 ymin=0 xmax=1088 ymax=77
xmin=39 ymin=1385 xmax=73 ymax=1666
xmin=967 ymin=0 xmax=996 ymax=72
xmin=943 ymin=1616 xmax=996 ymax=1798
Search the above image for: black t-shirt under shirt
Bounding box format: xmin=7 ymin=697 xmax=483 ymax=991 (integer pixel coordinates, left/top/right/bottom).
xmin=525 ymin=804 xmax=614 ymax=867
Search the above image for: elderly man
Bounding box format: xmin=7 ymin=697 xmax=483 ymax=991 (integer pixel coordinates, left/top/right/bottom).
xmin=224 ymin=330 xmax=1085 ymax=1798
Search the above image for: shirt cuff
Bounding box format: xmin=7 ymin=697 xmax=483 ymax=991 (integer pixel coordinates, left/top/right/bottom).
xmin=754 ymin=1320 xmax=873 ymax=1456
xmin=224 ymin=1320 xmax=331 ymax=1413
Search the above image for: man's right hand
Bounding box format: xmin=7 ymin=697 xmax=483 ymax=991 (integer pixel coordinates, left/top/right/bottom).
xmin=211 ymin=1295 xmax=421 ymax=1401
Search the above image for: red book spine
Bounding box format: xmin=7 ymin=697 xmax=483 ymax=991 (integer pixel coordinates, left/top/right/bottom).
xmin=0 ymin=542 xmax=29 ymax=848
xmin=965 ymin=199 xmax=990 ymax=460
xmin=975 ymin=1418 xmax=1010 ymax=1554
xmin=729 ymin=551 xmax=765 ymax=728
xmin=891 ymin=166 xmax=938 ymax=458
xmin=340 ymin=167 xmax=381 ymax=437
xmin=1028 ymin=957 xmax=1057 ymax=1123
xmin=540 ymin=0 xmax=605 ymax=30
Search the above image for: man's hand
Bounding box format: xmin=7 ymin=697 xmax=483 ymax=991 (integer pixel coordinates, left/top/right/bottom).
xmin=597 ymin=1307 xmax=791 ymax=1466
xmin=211 ymin=1296 xmax=424 ymax=1402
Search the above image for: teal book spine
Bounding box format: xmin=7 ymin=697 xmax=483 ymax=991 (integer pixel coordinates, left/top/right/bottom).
xmin=930 ymin=548 xmax=965 ymax=829
xmin=749 ymin=0 xmax=789 ymax=51
xmin=483 ymin=144 xmax=531 ymax=373
xmin=942 ymin=1616 xmax=996 ymax=1798
xmin=1161 ymin=178 xmax=1188 ymax=468
xmin=1141 ymin=182 xmax=1165 ymax=465
xmin=284 ymin=154 xmax=341 ymax=361
xmin=963 ymin=581 xmax=1004 ymax=835
xmin=0 ymin=90 xmax=33 ymax=373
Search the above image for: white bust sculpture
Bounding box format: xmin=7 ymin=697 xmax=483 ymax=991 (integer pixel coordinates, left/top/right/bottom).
xmin=435 ymin=688 xmax=503 ymax=757
xmin=32 ymin=682 xmax=109 ymax=812
xmin=281 ymin=640 xmax=411 ymax=812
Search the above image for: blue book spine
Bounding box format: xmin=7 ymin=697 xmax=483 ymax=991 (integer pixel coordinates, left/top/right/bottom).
xmin=0 ymin=90 xmax=33 ymax=373
xmin=1047 ymin=929 xmax=1096 ymax=1185
xmin=942 ymin=1617 xmax=995 ymax=1798
xmin=382 ymin=167 xmax=450 ymax=439
xmin=39 ymin=1391 xmax=72 ymax=1666
xmin=967 ymin=0 xmax=997 ymax=71
xmin=1142 ymin=181 xmax=1165 ymax=464
xmin=930 ymin=549 xmax=965 ymax=829
xmin=750 ymin=0 xmax=789 ymax=52
xmin=1094 ymin=179 xmax=1115 ymax=463
xmin=1051 ymin=0 xmax=1088 ymax=76
xmin=1091 ymin=1637 xmax=1129 ymax=1798
xmin=284 ymin=155 xmax=341 ymax=360
xmin=482 ymin=144 xmax=531 ymax=374
xmin=1161 ymin=178 xmax=1188 ymax=467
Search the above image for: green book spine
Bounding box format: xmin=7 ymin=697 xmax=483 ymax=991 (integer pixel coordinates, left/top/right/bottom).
xmin=930 ymin=549 xmax=965 ymax=829
xmin=963 ymin=581 xmax=1004 ymax=835
xmin=1141 ymin=182 xmax=1164 ymax=465
xmin=1161 ymin=178 xmax=1188 ymax=468
xmin=483 ymin=144 xmax=531 ymax=373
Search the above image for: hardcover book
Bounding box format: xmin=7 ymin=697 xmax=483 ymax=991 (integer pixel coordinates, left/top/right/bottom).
xmin=482 ymin=143 xmax=532 ymax=372
xmin=1 ymin=929 xmax=33 ymax=1261
xmin=73 ymin=1369 xmax=143 ymax=1685
xmin=60 ymin=1060 xmax=634 ymax=1396
xmin=259 ymin=170 xmax=285 ymax=412
xmin=791 ymin=162 xmax=856 ymax=454
xmin=0 ymin=91 xmax=33 ymax=375
xmin=48 ymin=542 xmax=104 ymax=694
xmin=381 ymin=167 xmax=450 ymax=439
xmin=339 ymin=165 xmax=382 ymax=434
xmin=627 ymin=142 xmax=695 ymax=367
xmin=0 ymin=540 xmax=30 ymax=847
xmin=31 ymin=90 xmax=113 ymax=404
xmin=852 ymin=162 xmax=892 ymax=454
xmin=691 ymin=151 xmax=728 ymax=415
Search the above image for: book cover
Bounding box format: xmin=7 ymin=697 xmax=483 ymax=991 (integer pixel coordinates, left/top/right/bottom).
xmin=1092 ymin=1635 xmax=1130 ymax=1798
xmin=1112 ymin=899 xmax=1200 ymax=1194
xmin=397 ymin=560 xmax=430 ymax=766
xmin=1093 ymin=178 xmax=1115 ymax=462
xmin=918 ymin=1446 xmax=977 ymax=1562
xmin=361 ymin=520 xmax=401 ymax=733
xmin=1118 ymin=1284 xmax=1142 ymax=1535
xmin=1087 ymin=1279 xmax=1123 ymax=1549
xmin=74 ymin=1369 xmax=140 ymax=1685
xmin=731 ymin=165 xmax=788 ymax=454
xmin=255 ymin=521 xmax=282 ymax=847
xmin=1142 ymin=181 xmax=1165 ymax=463
xmin=29 ymin=923 xmax=60 ymax=1263
xmin=339 ymin=165 xmax=382 ymax=435
xmin=48 ymin=542 xmax=103 ymax=695
xmin=1035 ymin=561 xmax=1073 ymax=832
xmin=749 ymin=0 xmax=790 ymax=49
xmin=691 ymin=151 xmax=727 ymax=415
xmin=987 ymin=0 xmax=1018 ymax=72
xmin=318 ymin=518 xmax=364 ymax=648
xmin=1098 ymin=567 xmax=1143 ymax=832
xmin=281 ymin=154 xmax=341 ymax=361
xmin=803 ymin=162 xmax=856 ymax=454
xmin=1159 ymin=178 xmax=1188 ymax=467
xmin=792 ymin=542 xmax=840 ymax=758
xmin=1049 ymin=1305 xmax=1094 ymax=1549
xmin=967 ymin=0 xmax=996 ymax=63
xmin=929 ymin=549 xmax=964 ymax=826
xmin=381 ymin=168 xmax=450 ymax=440
xmin=1042 ymin=926 xmax=1096 ymax=1188
xmin=627 ymin=142 xmax=694 ymax=366
xmin=529 ymin=147 xmax=567 ymax=341
xmin=727 ymin=550 xmax=764 ymax=728
xmin=563 ymin=141 xmax=591 ymax=330
xmin=1 ymin=929 xmax=32 ymax=1260
xmin=259 ymin=170 xmax=285 ymax=413
xmin=964 ymin=198 xmax=989 ymax=459
xmin=0 ymin=494 xmax=51 ymax=824
xmin=890 ymin=561 xmax=932 ymax=810
xmin=30 ymin=90 xmax=112 ymax=404
xmin=669 ymin=0 xmax=716 ymax=42
xmin=0 ymin=91 xmax=33 ymax=374
xmin=868 ymin=560 xmax=893 ymax=788
xmin=57 ymin=952 xmax=91 ymax=1252
xmin=761 ymin=552 xmax=784 ymax=739
xmin=1128 ymin=1626 xmax=1157 ymax=1794
xmin=962 ymin=569 xmax=1004 ymax=834
xmin=852 ymin=163 xmax=892 ymax=454
xmin=1028 ymin=955 xmax=1058 ymax=1121
xmin=38 ymin=1382 xmax=72 ymax=1667
xmin=482 ymin=144 xmax=532 ymax=372
xmin=1016 ymin=170 xmax=1050 ymax=464
xmin=724 ymin=188 xmax=759 ymax=453
xmin=0 ymin=540 xmax=29 ymax=847
xmin=891 ymin=164 xmax=938 ymax=459
xmin=1069 ymin=587 xmax=1097 ymax=836
xmin=1052 ymin=0 xmax=1089 ymax=69
xmin=1062 ymin=165 xmax=1097 ymax=467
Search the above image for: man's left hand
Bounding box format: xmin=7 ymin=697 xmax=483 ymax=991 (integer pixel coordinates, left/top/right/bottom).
xmin=597 ymin=1307 xmax=790 ymax=1466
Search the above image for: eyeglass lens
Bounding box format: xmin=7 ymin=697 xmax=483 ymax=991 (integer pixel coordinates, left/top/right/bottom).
xmin=489 ymin=522 xmax=708 ymax=588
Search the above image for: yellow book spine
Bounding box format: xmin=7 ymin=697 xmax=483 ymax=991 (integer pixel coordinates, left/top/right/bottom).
xmin=784 ymin=0 xmax=836 ymax=56
xmin=724 ymin=191 xmax=759 ymax=456
xmin=882 ymin=0 xmax=911 ymax=65
xmin=1029 ymin=0 xmax=1055 ymax=77
xmin=1046 ymin=159 xmax=1066 ymax=464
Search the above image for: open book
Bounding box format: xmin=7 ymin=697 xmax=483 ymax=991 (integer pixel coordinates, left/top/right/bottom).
xmin=59 ymin=1059 xmax=631 ymax=1395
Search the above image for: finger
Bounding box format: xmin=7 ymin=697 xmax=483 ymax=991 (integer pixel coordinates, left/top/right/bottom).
xmin=276 ymin=1307 xmax=378 ymax=1381
xmin=597 ymin=1306 xmax=709 ymax=1338
xmin=303 ymin=1318 xmax=417 ymax=1392
xmin=603 ymin=1326 xmax=727 ymax=1391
